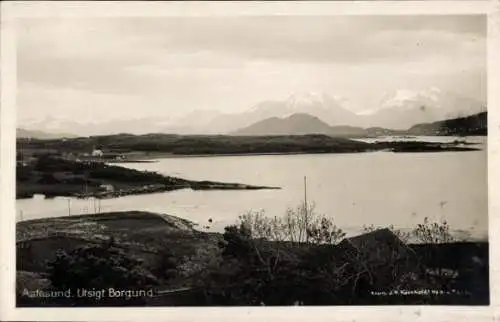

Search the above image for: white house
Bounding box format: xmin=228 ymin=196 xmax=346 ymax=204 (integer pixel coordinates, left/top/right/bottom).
xmin=99 ymin=184 xmax=115 ymax=192
xmin=91 ymin=149 xmax=104 ymax=158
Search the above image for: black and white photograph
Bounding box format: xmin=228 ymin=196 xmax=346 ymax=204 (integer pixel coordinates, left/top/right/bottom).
xmin=2 ymin=2 xmax=493 ymax=311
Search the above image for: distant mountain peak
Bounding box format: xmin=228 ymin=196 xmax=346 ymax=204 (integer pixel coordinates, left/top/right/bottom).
xmin=380 ymin=87 xmax=444 ymax=110
xmin=356 ymin=87 xmax=485 ymax=129
xmin=232 ymin=112 xmax=333 ymax=136
xmin=17 ymin=128 xmax=77 ymax=139
xmin=285 ymin=91 xmax=329 ymax=107
xmin=285 ymin=112 xmax=321 ymax=120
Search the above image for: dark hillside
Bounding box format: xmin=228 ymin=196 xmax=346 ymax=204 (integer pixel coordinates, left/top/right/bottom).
xmin=408 ymin=112 xmax=487 ymax=136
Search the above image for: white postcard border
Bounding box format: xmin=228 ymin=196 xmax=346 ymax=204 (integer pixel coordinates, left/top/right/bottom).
xmin=1 ymin=1 xmax=499 ymax=321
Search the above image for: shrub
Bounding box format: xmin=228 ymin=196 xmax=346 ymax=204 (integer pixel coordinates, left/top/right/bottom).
xmin=47 ymin=244 xmax=159 ymax=305
xmin=413 ymin=217 xmax=455 ymax=244
xmin=307 ymin=215 xmax=346 ymax=245
xmin=177 ymin=243 xmax=223 ymax=279
xmin=239 ymin=202 xmax=345 ymax=245
xmin=201 ymin=203 xmax=348 ymax=305
xmin=152 ymin=248 xmax=179 ymax=280
xmin=220 ymin=224 xmax=253 ymax=259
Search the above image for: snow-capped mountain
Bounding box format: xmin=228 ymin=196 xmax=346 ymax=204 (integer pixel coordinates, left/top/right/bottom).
xmin=284 ymin=92 xmax=332 ymax=111
xmin=163 ymin=110 xmax=223 ymax=134
xmin=204 ymin=92 xmax=359 ymax=134
xmin=19 ymin=116 xmax=88 ymax=136
xmin=20 ymin=116 xmax=76 ymax=133
xmin=357 ymin=88 xmax=486 ymax=129
xmin=18 ymin=115 xmax=175 ymax=137
xmin=17 ymin=128 xmax=77 ymax=139
xmin=18 ymin=89 xmax=486 ymax=136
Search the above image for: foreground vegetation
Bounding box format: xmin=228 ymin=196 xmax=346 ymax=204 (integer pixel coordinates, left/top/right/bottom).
xmin=16 ymin=205 xmax=489 ymax=306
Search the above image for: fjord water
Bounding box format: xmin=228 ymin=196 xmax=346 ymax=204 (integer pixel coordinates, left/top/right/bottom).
xmin=16 ymin=136 xmax=488 ymax=240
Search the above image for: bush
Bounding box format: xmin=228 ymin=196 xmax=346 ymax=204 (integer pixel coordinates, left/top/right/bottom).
xmin=200 ymin=207 xmax=477 ymax=305
xmin=219 ymin=224 xmax=254 ymax=259
xmin=177 ymin=243 xmax=223 ymax=279
xmin=413 ymin=217 xmax=455 ymax=244
xmin=152 ymin=248 xmax=179 ymax=280
xmin=239 ymin=202 xmax=345 ymax=245
xmin=47 ymin=244 xmax=159 ymax=306
xmin=307 ymin=215 xmax=346 ymax=245
xmin=199 ymin=203 xmax=349 ymax=305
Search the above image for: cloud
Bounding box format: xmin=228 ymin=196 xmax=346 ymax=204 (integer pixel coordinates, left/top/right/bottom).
xmin=16 ymin=15 xmax=486 ymax=120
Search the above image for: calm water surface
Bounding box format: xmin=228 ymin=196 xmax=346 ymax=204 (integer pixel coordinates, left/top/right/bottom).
xmin=16 ymin=137 xmax=488 ymax=240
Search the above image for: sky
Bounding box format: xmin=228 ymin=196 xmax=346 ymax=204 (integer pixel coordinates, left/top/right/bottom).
xmin=16 ymin=15 xmax=486 ymax=124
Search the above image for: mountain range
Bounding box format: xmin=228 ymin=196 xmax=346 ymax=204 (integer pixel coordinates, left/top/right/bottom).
xmin=18 ymin=111 xmax=487 ymax=140
xmin=358 ymin=88 xmax=485 ymax=129
xmin=18 ymin=88 xmax=486 ymax=137
xmin=233 ymin=111 xmax=487 ymax=137
xmin=16 ymin=128 xmax=77 ymax=140
xmin=232 ymin=113 xmax=368 ymax=137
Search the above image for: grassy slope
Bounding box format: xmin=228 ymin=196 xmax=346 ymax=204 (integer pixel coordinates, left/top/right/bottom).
xmin=17 ymin=211 xmax=221 ymax=284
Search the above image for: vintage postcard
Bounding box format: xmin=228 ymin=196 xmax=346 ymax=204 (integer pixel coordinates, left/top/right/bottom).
xmin=1 ymin=1 xmax=498 ymax=321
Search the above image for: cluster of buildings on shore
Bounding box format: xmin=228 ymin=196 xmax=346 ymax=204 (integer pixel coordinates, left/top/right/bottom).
xmin=61 ymin=149 xmax=127 ymax=163
xmin=17 ymin=148 xmax=128 ymax=167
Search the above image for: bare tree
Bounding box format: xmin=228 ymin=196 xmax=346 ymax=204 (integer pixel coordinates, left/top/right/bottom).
xmin=413 ymin=217 xmax=454 ymax=244
xmin=239 ymin=202 xmax=345 ymax=246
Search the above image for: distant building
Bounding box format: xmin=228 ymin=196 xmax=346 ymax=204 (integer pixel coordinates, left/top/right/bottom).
xmin=99 ymin=184 xmax=114 ymax=192
xmin=91 ymin=149 xmax=104 ymax=158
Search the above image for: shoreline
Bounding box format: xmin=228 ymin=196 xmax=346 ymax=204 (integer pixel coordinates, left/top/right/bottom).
xmin=16 ymin=137 xmax=484 ymax=200
xmin=16 ymin=210 xmax=488 ymax=243
xmin=17 ymin=181 xmax=281 ymax=200
xmin=16 ymin=156 xmax=281 ymax=200
xmin=114 ymin=150 xmax=380 ymax=160
xmin=109 ymin=144 xmax=482 ymax=161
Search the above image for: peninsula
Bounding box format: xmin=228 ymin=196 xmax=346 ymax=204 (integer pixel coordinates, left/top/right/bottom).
xmin=16 ymin=155 xmax=280 ymax=200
